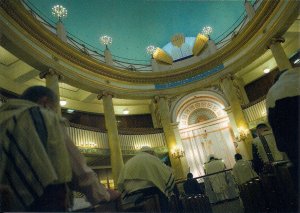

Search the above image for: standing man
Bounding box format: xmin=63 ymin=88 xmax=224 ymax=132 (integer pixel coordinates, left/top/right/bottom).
xmin=266 ymin=67 xmax=300 ymax=205
xmin=204 ymin=155 xmax=228 ymax=202
xmin=0 ymin=86 xmax=119 ymax=211
xmin=252 ymin=123 xmax=283 ymax=174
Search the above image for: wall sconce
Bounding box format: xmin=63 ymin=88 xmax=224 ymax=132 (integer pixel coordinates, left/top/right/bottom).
xmin=235 ymin=127 xmax=250 ymax=142
xmin=171 ymin=146 xmax=185 ymax=159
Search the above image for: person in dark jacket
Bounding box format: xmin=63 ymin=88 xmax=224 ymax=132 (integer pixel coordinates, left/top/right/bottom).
xmin=183 ymin=173 xmax=204 ymax=195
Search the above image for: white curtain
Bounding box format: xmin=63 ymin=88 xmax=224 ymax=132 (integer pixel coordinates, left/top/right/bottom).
xmin=180 ymin=119 xmax=236 ymax=178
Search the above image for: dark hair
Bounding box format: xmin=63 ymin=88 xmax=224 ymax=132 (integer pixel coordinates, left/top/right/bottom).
xmin=187 ymin=173 xmax=193 ymax=179
xmin=234 ymin=153 xmax=242 ymax=161
xmin=20 ymin=86 xmax=57 ymax=103
xmin=256 ymin=123 xmax=268 ymax=130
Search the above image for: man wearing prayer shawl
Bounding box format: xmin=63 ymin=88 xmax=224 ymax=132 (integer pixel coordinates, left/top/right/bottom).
xmin=118 ymin=146 xmax=175 ymax=212
xmin=266 ymin=67 xmax=300 ymax=202
xmin=204 ymin=155 xmax=228 ymax=202
xmin=252 ymin=123 xmax=283 ymax=174
xmin=0 ymin=86 xmax=119 ymax=211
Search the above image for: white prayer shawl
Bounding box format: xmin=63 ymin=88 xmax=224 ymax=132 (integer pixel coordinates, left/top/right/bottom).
xmin=204 ymin=160 xmax=227 ymax=193
xmin=266 ymin=68 xmax=300 ymax=109
xmin=0 ymin=99 xmax=72 ymax=209
xmin=232 ymin=160 xmax=258 ymax=185
xmin=118 ymin=152 xmax=175 ymax=198
xmin=253 ymin=130 xmax=283 ymax=163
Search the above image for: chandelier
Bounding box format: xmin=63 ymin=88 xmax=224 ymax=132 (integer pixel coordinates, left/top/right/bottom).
xmin=146 ymin=45 xmax=157 ymax=55
xmin=171 ymin=147 xmax=185 ymax=159
xmin=202 ymin=26 xmax=213 ymax=37
xmin=235 ymin=127 xmax=250 ymax=142
xmin=100 ymin=35 xmax=112 ymax=47
xmin=52 ymin=5 xmax=68 ymax=21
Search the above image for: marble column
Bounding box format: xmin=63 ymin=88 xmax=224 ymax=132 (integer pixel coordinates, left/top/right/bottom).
xmin=98 ymin=92 xmax=124 ymax=184
xmin=156 ymin=96 xmax=185 ymax=179
xmin=104 ymin=47 xmax=114 ymax=66
xmin=244 ymin=0 xmax=255 ymax=21
xmin=149 ymin=100 xmax=161 ymax=128
xmin=56 ymin=21 xmax=67 ymax=42
xmin=269 ymin=38 xmax=292 ymax=71
xmin=220 ymin=75 xmax=252 ymax=159
xmin=39 ymin=68 xmax=62 ymax=114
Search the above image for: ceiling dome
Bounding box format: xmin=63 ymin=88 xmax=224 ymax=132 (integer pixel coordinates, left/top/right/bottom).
xmin=26 ymin=0 xmax=247 ymax=62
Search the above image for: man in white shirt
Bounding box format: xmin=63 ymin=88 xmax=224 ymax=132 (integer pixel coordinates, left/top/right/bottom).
xmin=232 ymin=154 xmax=258 ymax=186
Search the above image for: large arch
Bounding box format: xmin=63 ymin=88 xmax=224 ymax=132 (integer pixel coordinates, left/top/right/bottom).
xmin=171 ymin=90 xmax=236 ymax=177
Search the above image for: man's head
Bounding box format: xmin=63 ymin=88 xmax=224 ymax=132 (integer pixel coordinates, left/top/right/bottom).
xmin=140 ymin=146 xmax=156 ymax=156
xmin=234 ymin=153 xmax=242 ymax=161
xmin=256 ymin=123 xmax=270 ymax=136
xmin=187 ymin=173 xmax=193 ymax=179
xmin=20 ymin=86 xmax=58 ymax=111
xmin=208 ymin=154 xmax=215 ymax=161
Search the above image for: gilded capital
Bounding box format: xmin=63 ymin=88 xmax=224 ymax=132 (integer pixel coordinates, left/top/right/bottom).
xmin=267 ymin=37 xmax=285 ymax=49
xmin=39 ymin=68 xmax=62 ymax=80
xmin=97 ymin=91 xmax=114 ymax=100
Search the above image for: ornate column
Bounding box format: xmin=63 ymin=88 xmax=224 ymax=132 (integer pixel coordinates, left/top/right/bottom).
xmin=149 ymin=100 xmax=161 ymax=128
xmin=220 ymin=75 xmax=252 ymax=159
xmin=244 ymin=0 xmax=255 ymax=21
xmin=98 ymin=92 xmax=124 ymax=184
xmin=104 ymin=47 xmax=114 ymax=66
xmin=268 ymin=38 xmax=292 ymax=71
xmin=156 ymin=96 xmax=185 ymax=179
xmin=56 ymin=21 xmax=67 ymax=42
xmin=233 ymin=77 xmax=249 ymax=105
xmin=39 ymin=68 xmax=62 ymax=114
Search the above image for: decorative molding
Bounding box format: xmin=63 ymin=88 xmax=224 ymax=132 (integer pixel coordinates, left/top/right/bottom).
xmin=39 ymin=68 xmax=62 ymax=80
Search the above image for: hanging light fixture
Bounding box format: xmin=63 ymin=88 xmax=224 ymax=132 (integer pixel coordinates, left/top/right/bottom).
xmin=52 ymin=5 xmax=68 ymax=21
xmin=100 ymin=35 xmax=112 ymax=49
xmin=146 ymin=45 xmax=157 ymax=55
xmin=202 ymin=26 xmax=213 ymax=37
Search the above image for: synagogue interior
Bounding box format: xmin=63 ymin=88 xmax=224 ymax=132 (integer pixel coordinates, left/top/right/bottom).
xmin=0 ymin=0 xmax=299 ymax=212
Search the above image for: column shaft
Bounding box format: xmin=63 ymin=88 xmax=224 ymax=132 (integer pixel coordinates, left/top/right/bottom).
xmin=102 ymin=94 xmax=124 ymax=184
xmin=220 ymin=76 xmax=252 ymax=159
xmin=157 ymin=97 xmax=185 ymax=179
xmin=270 ymin=40 xmax=292 ymax=71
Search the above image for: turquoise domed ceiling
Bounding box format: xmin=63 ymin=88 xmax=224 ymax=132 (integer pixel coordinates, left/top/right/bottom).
xmin=26 ymin=0 xmax=249 ymax=63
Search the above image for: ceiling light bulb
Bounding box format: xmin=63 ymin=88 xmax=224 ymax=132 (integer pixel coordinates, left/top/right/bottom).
xmin=264 ymin=68 xmax=270 ymax=74
xmin=60 ymin=100 xmax=67 ymax=106
xmin=67 ymin=109 xmax=75 ymax=113
xmin=123 ymin=108 xmax=129 ymax=114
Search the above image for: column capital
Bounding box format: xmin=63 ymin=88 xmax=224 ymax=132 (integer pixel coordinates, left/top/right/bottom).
xmin=267 ymin=37 xmax=285 ymax=49
xmin=39 ymin=68 xmax=63 ymax=80
xmin=219 ymin=73 xmax=234 ymax=83
xmin=97 ymin=91 xmax=114 ymax=100
xmin=154 ymin=95 xmax=169 ymax=103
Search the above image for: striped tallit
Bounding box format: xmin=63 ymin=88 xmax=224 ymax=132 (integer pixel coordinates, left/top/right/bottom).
xmin=0 ymin=99 xmax=72 ymax=210
xmin=118 ymin=152 xmax=175 ymax=198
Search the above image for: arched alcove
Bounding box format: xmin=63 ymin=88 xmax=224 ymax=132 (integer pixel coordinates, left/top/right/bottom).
xmin=171 ymin=90 xmax=236 ymax=177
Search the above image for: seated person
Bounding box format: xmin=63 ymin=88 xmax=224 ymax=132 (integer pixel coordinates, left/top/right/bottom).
xmin=118 ymin=146 xmax=175 ymax=212
xmin=232 ymin=154 xmax=258 ymax=186
xmin=252 ymin=123 xmax=283 ymax=174
xmin=183 ymin=173 xmax=205 ymax=196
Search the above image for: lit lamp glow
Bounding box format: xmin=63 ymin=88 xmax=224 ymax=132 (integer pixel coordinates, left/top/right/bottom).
xmin=171 ymin=146 xmax=185 ymax=159
xmin=235 ymin=127 xmax=250 ymax=142
xmin=60 ymin=100 xmax=67 ymax=106
xmin=123 ymin=108 xmax=129 ymax=115
xmin=100 ymin=35 xmax=112 ymax=48
xmin=264 ymin=68 xmax=270 ymax=74
xmin=52 ymin=5 xmax=68 ymax=21
xmin=146 ymin=45 xmax=157 ymax=56
xmin=202 ymin=26 xmax=213 ymax=37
